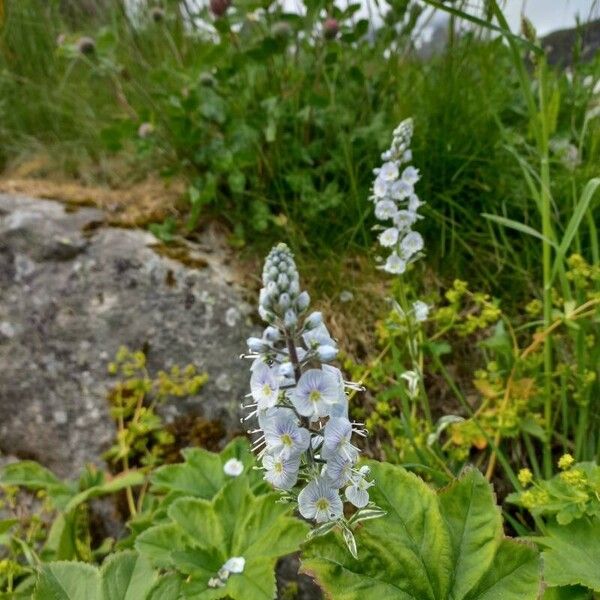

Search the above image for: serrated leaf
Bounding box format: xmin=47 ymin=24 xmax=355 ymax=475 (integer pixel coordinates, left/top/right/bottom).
xmin=302 ymin=462 xmax=540 ymax=600
xmin=101 ymin=551 xmax=158 ymax=600
xmin=537 ymin=518 xmax=600 ymax=591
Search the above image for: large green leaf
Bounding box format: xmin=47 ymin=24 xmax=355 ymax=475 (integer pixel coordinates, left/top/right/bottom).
xmin=33 ymin=552 xmax=158 ymax=600
xmin=537 ymin=518 xmax=600 ymax=591
xmin=302 ymin=463 xmax=540 ymax=600
xmin=150 ymin=437 xmax=262 ymax=499
xmin=137 ymin=476 xmax=309 ymax=600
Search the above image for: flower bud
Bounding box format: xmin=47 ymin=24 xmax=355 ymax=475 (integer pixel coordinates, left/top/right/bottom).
xmin=138 ymin=122 xmax=154 ymax=139
xmin=247 ymin=336 xmax=270 ymax=353
xmin=278 ymin=293 xmax=291 ymax=310
xmin=263 ymin=326 xmax=281 ymax=342
xmin=277 ymin=273 xmax=289 ymax=289
xmin=317 ymin=344 xmax=338 ymax=362
xmin=304 ymin=311 xmax=323 ymax=330
xmin=284 ymin=309 xmax=298 ymax=330
xmin=296 ymin=291 xmax=310 ymax=312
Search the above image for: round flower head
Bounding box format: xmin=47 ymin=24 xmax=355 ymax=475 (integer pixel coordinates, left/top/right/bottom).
xmin=250 ymin=363 xmax=280 ymax=409
xmin=379 ymin=227 xmax=399 ymax=248
xmin=262 ymin=409 xmax=311 ymax=459
xmin=223 ymin=458 xmax=244 ymax=477
xmin=298 ymin=477 xmax=344 ymax=522
xmin=401 ymin=231 xmax=424 ymax=258
xmin=290 ymin=369 xmax=340 ymax=420
xmin=374 ymin=200 xmax=398 ymax=221
xmin=321 ymin=417 xmax=359 ymax=462
xmin=262 ymin=452 xmax=300 ymax=490
xmin=383 ymin=253 xmax=406 ymax=275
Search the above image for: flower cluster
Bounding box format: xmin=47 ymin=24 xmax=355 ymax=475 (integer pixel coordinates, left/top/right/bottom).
xmin=370 ymin=118 xmax=425 ymax=275
xmin=244 ymin=243 xmax=375 ymax=529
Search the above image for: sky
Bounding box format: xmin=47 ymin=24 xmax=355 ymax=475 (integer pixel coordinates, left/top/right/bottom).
xmin=502 ymin=0 xmax=598 ymax=35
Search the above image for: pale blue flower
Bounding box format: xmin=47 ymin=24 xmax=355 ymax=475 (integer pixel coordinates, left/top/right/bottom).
xmin=401 ymin=231 xmax=424 ymax=258
xmin=383 ymin=253 xmax=406 ymax=274
xmin=345 ymin=467 xmax=374 ymax=508
xmin=393 ymin=210 xmax=418 ymax=230
xmin=223 ymin=458 xmax=244 ymax=477
xmin=262 ymin=409 xmax=311 ymax=459
xmin=408 ymin=193 xmax=424 ymax=212
xmin=378 ymin=227 xmax=399 ymax=247
xmin=304 ymin=311 xmax=323 ymax=330
xmin=323 ymin=453 xmax=354 ymax=488
xmin=298 ymin=477 xmax=344 ymax=522
xmin=412 ymin=300 xmax=429 ymax=322
xmin=290 ymin=368 xmax=339 ymax=419
xmin=379 ymin=161 xmax=399 ymax=181
xmin=373 ymin=176 xmax=388 ymax=198
xmin=303 ymin=323 xmax=336 ymax=351
xmin=322 ymin=417 xmax=359 ymax=462
xmin=262 ymin=452 xmax=300 ymax=490
xmin=316 ymin=345 xmax=338 ymax=362
xmin=374 ymin=199 xmax=398 ymax=221
xmin=250 ymin=362 xmax=279 ymax=409
xmin=390 ymin=179 xmax=413 ymax=200
xmin=401 ymin=166 xmax=420 ymax=185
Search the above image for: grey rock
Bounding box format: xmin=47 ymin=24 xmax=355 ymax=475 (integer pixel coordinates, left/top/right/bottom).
xmin=0 ymin=194 xmax=257 ymax=477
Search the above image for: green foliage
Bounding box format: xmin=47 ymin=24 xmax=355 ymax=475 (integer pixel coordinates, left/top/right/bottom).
xmin=302 ymin=462 xmax=540 ymax=599
xmin=136 ymin=476 xmax=309 ymax=599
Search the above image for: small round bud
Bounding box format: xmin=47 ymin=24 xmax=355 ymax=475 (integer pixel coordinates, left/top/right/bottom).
xmin=258 ymin=305 xmax=275 ymax=323
xmin=199 ymin=72 xmax=216 ymax=87
xmin=76 ymin=36 xmax=96 ymax=55
xmin=277 ymin=273 xmax=289 ymax=289
xmin=323 ymin=18 xmax=339 ymax=40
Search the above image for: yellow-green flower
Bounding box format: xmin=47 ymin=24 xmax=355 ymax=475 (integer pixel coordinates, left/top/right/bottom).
xmin=518 ymin=468 xmax=533 ymax=487
xmin=558 ymin=453 xmax=575 ymax=470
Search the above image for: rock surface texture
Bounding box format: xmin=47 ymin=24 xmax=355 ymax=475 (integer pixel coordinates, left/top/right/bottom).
xmin=0 ymin=194 xmax=255 ymax=476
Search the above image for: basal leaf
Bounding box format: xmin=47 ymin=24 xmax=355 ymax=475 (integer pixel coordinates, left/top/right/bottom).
xmin=438 ymin=468 xmax=502 ymax=598
xmin=538 ymin=518 xmax=600 ymax=591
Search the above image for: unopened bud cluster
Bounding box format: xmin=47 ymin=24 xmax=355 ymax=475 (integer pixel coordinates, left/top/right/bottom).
xmin=244 ymin=243 xmax=377 ymax=539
